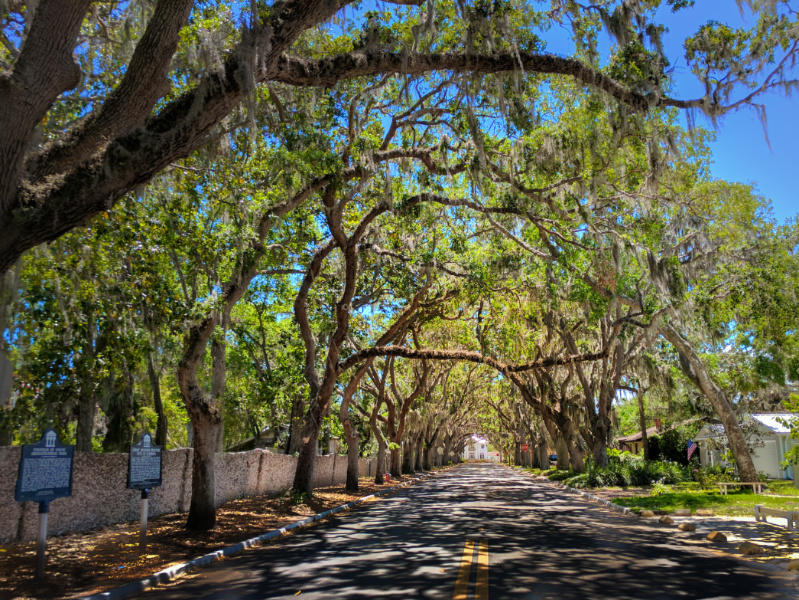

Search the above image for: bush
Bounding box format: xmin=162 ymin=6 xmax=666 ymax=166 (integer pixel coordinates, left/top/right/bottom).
xmin=659 ymin=429 xmax=690 ymax=465
xmin=689 ymin=465 xmax=736 ymax=489
xmin=547 ymin=469 xmax=575 ymax=482
xmin=559 ymin=456 xmax=690 ymax=489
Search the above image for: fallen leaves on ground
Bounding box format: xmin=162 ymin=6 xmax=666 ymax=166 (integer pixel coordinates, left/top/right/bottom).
xmin=0 ymin=477 xmax=412 ymax=600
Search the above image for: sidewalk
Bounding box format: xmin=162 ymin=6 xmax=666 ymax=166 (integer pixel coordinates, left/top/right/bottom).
xmin=660 ymin=513 xmax=799 ymax=568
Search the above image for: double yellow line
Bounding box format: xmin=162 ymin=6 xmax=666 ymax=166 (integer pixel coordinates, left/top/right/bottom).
xmin=453 ymin=539 xmax=489 ymax=600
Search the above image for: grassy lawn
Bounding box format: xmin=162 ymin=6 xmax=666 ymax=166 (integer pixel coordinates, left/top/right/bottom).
xmin=613 ymin=489 xmax=799 ymax=516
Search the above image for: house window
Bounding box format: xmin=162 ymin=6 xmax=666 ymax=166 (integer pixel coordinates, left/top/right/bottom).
xmin=469 ymin=453 xmax=475 ymax=459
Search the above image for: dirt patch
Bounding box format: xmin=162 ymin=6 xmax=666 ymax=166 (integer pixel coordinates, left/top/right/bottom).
xmin=0 ymin=476 xmax=424 ymax=600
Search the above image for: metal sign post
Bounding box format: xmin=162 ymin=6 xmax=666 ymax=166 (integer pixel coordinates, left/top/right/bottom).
xmin=15 ymin=429 xmax=75 ymax=581
xmin=36 ymin=500 xmax=49 ymax=580
xmin=139 ymin=489 xmax=149 ymax=551
xmin=128 ymin=433 xmax=162 ymax=554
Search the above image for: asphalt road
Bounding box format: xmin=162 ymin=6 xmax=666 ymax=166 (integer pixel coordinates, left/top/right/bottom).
xmin=139 ymin=463 xmax=796 ymax=599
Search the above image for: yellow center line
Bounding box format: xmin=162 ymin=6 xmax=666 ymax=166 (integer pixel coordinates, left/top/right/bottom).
xmin=452 ymin=539 xmax=489 ymax=600
xmin=453 ymin=540 xmax=475 ymax=600
xmin=476 ymin=540 xmax=489 ymax=600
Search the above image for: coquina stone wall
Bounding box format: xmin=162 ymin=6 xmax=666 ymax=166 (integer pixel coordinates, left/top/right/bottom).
xmin=0 ymin=447 xmax=376 ymax=543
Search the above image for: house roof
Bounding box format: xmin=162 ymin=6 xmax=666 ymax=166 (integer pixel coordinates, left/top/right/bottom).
xmin=750 ymin=413 xmax=797 ymax=434
xmin=616 ymin=426 xmax=659 ymax=443
xmin=616 ymin=417 xmax=701 ymax=443
xmin=694 ymin=414 xmax=797 ymax=440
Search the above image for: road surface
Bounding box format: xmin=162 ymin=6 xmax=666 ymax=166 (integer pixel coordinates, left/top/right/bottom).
xmin=139 ymin=463 xmax=796 ymax=599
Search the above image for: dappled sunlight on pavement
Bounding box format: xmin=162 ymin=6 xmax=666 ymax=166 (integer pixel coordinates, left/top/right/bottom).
xmin=138 ymin=464 xmax=799 ymax=599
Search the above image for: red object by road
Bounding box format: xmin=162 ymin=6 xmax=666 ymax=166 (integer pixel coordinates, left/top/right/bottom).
xmin=521 ymin=444 xmax=529 ymax=452
xmin=384 ymin=473 xmax=391 ymax=483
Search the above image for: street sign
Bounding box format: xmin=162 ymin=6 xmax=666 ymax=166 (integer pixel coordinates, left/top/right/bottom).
xmin=127 ymin=432 xmax=163 ymax=490
xmin=15 ymin=429 xmax=74 ymax=503
xmin=521 ymin=444 xmax=529 ymax=453
xmin=128 ymin=432 xmax=163 ymax=553
xmin=14 ymin=429 xmax=75 ymax=580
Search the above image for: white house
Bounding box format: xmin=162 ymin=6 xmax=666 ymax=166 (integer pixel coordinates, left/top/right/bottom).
xmin=695 ymin=413 xmax=799 ymax=480
xmin=461 ymin=435 xmax=501 ymax=461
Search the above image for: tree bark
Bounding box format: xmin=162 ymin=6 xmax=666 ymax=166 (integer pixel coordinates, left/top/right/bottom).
xmin=75 ymin=389 xmax=96 ymax=453
xmin=147 ymin=353 xmax=168 ymax=448
xmin=211 ymin=335 xmax=227 ymax=452
xmin=637 ymin=389 xmax=650 ymax=461
xmin=293 ymin=394 xmax=325 ymax=493
xmin=185 ymin=406 xmax=221 ymax=531
xmin=567 ymin=436 xmax=585 ymax=472
xmin=287 ymin=394 xmax=305 ymax=454
xmin=0 ymin=267 xmax=15 ymax=446
xmin=660 ymin=323 xmax=759 ymax=482
xmin=370 ymin=402 xmax=387 ymax=484
xmin=389 ymin=443 xmax=402 ymax=478
xmin=415 ymin=434 xmax=425 ymax=472
xmin=555 ymin=436 xmax=569 ymax=470
xmin=537 ymin=437 xmax=550 ymax=470
xmin=344 ymin=420 xmax=360 ymax=491
xmin=402 ymin=439 xmax=415 ymax=474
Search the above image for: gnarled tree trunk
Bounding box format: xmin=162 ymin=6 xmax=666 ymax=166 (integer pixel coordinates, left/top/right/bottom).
xmin=660 ymin=324 xmax=758 ymax=482
xmin=147 ymin=353 xmax=168 ymax=448
xmin=415 ymin=434 xmax=425 ymax=472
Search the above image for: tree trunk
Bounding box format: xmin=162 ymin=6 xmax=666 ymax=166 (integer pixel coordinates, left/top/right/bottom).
xmin=415 ymin=435 xmax=425 ymax=471
xmin=660 ymin=324 xmax=759 ymax=482
xmin=345 ymin=423 xmax=359 ymax=491
xmin=592 ymin=440 xmax=608 ymax=468
xmin=566 ymin=433 xmax=585 ymax=473
xmin=211 ymin=335 xmax=226 ymax=452
xmin=555 ymin=436 xmax=569 ymax=470
xmin=374 ymin=436 xmax=387 ymax=484
xmin=530 ymin=441 xmax=540 ymax=469
xmin=102 ymin=371 xmax=136 ymax=452
xmin=287 ymin=394 xmax=305 ymax=455
xmin=147 ymin=353 xmax=168 ymax=447
xmin=537 ymin=440 xmax=549 ymax=470
xmin=75 ymin=389 xmax=96 ymax=452
xmin=637 ymin=389 xmax=650 ymax=461
xmin=401 ymin=439 xmax=414 ymax=474
xmin=0 ymin=271 xmax=13 ymax=446
xmin=341 ymin=401 xmax=359 ymax=492
xmin=424 ymin=441 xmax=435 ymax=470
xmin=293 ymin=395 xmax=325 ymax=494
xmin=185 ymin=407 xmax=221 ymax=530
xmin=389 ymin=444 xmax=402 ymax=478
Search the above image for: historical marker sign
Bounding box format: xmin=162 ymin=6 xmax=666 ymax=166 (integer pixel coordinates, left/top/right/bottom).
xmin=127 ymin=433 xmax=162 ymax=490
xmin=15 ymin=429 xmax=74 ymax=503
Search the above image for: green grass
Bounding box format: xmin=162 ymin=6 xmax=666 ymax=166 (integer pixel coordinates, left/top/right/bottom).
xmin=613 ymin=489 xmax=799 ymax=516
xmin=764 ymin=481 xmax=799 ymax=496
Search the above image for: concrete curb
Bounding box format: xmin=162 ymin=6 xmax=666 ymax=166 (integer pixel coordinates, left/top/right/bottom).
xmin=517 ymin=470 xmax=799 ymax=569
xmin=83 ymin=474 xmax=431 ymax=600
xmin=557 ymin=482 xmax=634 ymax=516
xmin=510 ymin=467 xmax=635 ymax=517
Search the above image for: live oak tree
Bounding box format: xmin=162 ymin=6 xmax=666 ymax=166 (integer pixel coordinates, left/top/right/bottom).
xmin=1 ymin=0 xmax=798 ymax=529
xmin=2 ymin=0 xmax=797 ymax=275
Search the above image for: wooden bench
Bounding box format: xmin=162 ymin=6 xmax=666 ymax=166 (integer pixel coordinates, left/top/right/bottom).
xmin=754 ymin=504 xmax=799 ymax=531
xmin=718 ymin=481 xmax=765 ymax=495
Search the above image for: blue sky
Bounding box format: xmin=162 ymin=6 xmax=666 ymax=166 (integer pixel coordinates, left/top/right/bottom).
xmin=656 ymin=4 xmax=798 ymax=224
xmin=539 ymin=2 xmax=798 ymax=223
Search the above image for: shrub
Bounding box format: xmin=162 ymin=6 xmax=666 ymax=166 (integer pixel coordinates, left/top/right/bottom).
xmin=547 ymin=469 xmax=575 ymax=482
xmin=659 ymin=428 xmax=690 ymax=465
xmin=560 ymin=456 xmax=689 ymax=488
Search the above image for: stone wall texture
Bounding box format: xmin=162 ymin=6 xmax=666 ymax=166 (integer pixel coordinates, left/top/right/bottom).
xmin=0 ymin=447 xmax=375 ymax=543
